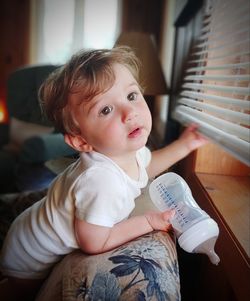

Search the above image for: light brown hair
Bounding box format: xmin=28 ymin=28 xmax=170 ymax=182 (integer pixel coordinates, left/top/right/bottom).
xmin=39 ymin=46 xmax=141 ymax=135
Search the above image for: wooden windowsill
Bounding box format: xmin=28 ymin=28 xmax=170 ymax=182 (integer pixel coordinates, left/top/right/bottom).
xmin=185 ymin=171 xmax=250 ymax=301
xmin=196 ymin=173 xmax=250 ymax=258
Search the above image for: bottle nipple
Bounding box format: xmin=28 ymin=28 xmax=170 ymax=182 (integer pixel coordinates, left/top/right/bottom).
xmin=194 ymin=237 xmax=220 ymax=265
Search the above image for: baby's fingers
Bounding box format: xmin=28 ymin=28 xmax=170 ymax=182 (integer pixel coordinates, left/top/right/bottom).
xmin=161 ymin=210 xmax=175 ymax=231
xmin=162 ymin=210 xmax=175 ymax=223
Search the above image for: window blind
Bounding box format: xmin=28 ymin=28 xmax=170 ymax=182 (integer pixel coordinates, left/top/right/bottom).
xmin=173 ymin=0 xmax=250 ymax=166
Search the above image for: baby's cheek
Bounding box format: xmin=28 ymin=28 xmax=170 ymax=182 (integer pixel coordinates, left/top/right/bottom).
xmin=144 ymin=108 xmax=152 ymax=130
xmin=107 ymin=123 xmax=122 ymax=137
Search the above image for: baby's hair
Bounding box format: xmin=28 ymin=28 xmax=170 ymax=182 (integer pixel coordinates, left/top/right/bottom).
xmin=39 ymin=46 xmax=141 ymax=135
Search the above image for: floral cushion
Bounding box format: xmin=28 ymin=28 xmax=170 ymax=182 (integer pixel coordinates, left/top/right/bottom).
xmin=36 ymin=231 xmax=180 ymax=301
xmin=0 ymin=187 xmax=181 ymax=301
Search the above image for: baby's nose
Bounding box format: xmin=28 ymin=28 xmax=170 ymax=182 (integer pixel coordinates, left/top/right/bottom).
xmin=122 ymin=105 xmax=138 ymax=123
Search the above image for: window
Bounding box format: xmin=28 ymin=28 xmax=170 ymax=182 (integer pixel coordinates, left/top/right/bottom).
xmin=173 ymin=0 xmax=250 ymax=166
xmin=169 ymin=1 xmax=250 ymax=298
xmin=82 ymin=0 xmax=120 ymax=49
xmin=31 ymin=0 xmax=121 ymax=65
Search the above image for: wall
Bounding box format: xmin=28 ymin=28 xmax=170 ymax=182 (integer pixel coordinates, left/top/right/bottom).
xmin=0 ymin=0 xmax=30 ymax=94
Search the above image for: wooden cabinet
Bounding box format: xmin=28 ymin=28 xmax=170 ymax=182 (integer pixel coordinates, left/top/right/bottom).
xmin=175 ymin=145 xmax=250 ymax=301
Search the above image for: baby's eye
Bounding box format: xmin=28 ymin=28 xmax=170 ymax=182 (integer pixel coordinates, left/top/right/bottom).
xmin=127 ymin=92 xmax=138 ymax=101
xmin=99 ymin=105 xmax=113 ymax=116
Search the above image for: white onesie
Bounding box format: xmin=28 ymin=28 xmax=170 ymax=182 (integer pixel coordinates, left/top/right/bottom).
xmin=0 ymin=147 xmax=151 ymax=279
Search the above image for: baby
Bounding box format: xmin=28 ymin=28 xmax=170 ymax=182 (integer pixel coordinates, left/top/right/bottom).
xmin=0 ymin=46 xmax=207 ymax=300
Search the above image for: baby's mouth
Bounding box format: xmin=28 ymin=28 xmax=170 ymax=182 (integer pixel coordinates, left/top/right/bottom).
xmin=128 ymin=127 xmax=142 ymax=138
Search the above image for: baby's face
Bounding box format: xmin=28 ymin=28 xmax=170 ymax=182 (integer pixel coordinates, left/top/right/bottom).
xmin=70 ymin=63 xmax=152 ymax=160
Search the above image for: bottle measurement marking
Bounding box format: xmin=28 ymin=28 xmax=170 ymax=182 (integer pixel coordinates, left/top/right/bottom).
xmin=156 ymin=183 xmax=189 ymax=225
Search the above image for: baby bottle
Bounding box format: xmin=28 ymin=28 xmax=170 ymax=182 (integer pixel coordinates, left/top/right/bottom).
xmin=149 ymin=172 xmax=220 ymax=265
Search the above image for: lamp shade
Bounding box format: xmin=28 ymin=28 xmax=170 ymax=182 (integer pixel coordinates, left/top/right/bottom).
xmin=115 ymin=32 xmax=168 ymax=96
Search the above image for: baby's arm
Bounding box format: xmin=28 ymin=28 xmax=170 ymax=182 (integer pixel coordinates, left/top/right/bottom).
xmin=74 ymin=210 xmax=174 ymax=254
xmin=147 ymin=124 xmax=208 ymax=178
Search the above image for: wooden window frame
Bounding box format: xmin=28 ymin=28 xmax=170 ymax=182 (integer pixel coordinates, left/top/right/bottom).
xmin=167 ymin=1 xmax=250 ymax=300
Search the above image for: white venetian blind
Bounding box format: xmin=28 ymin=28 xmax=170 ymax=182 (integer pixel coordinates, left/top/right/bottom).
xmin=173 ymin=0 xmax=250 ymax=166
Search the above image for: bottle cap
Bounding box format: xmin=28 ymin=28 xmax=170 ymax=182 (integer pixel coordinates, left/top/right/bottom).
xmin=178 ymin=218 xmax=219 ymax=255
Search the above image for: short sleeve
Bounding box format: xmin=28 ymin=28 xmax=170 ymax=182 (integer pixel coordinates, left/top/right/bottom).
xmin=73 ymin=167 xmax=134 ymax=227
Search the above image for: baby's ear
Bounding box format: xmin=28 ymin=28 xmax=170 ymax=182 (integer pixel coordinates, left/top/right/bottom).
xmin=64 ymin=134 xmax=93 ymax=152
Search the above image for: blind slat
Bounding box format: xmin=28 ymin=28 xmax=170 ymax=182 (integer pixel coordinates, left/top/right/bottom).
xmin=195 ymin=36 xmax=250 ymax=52
xmin=192 ymin=48 xmax=250 ymax=60
xmin=186 ymin=62 xmax=249 ymax=73
xmin=174 ymin=107 xmax=250 ymax=166
xmin=184 ymin=74 xmax=250 ymax=82
xmin=182 ymin=83 xmax=250 ymax=95
xmin=175 ymin=105 xmax=250 ymax=142
xmin=189 ymin=50 xmax=250 ymax=64
xmin=178 ymin=98 xmax=250 ymax=125
xmin=181 ymin=91 xmax=249 ymax=109
xmin=198 ymin=26 xmax=250 ymax=43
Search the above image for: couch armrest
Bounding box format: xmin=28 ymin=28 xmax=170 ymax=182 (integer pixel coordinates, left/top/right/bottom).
xmin=36 ymin=231 xmax=180 ymax=301
xmin=19 ymin=133 xmax=77 ymax=164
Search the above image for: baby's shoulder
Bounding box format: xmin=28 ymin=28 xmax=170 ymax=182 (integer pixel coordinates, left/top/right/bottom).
xmin=75 ymin=162 xmax=125 ymax=189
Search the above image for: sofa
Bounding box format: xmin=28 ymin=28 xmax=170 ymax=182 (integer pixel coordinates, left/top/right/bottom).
xmin=0 ymin=185 xmax=181 ymax=301
xmin=0 ymin=65 xmax=77 ymax=193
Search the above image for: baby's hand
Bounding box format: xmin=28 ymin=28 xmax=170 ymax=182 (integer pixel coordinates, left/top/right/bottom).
xmin=145 ymin=210 xmax=175 ymax=232
xmin=179 ymin=123 xmax=208 ymax=152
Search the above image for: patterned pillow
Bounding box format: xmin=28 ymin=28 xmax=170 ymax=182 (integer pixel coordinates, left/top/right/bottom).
xmin=36 ymin=231 xmax=180 ymax=301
